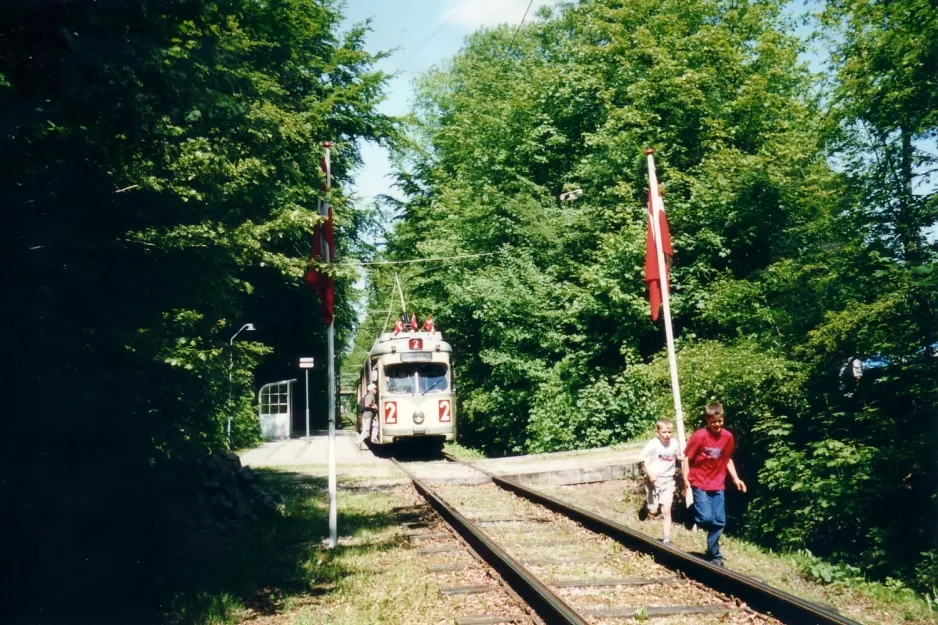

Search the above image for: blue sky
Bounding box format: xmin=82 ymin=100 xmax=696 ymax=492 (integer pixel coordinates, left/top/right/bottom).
xmin=341 ymin=0 xmax=560 ymax=204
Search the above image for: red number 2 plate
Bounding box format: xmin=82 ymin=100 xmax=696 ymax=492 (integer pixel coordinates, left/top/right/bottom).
xmin=384 ymin=401 xmax=397 ymax=424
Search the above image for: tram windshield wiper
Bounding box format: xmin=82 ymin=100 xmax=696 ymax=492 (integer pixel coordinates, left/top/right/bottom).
xmin=422 ymin=377 xmax=446 ymax=395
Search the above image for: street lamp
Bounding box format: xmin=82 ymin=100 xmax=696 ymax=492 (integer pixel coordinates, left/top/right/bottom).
xmin=228 ymin=323 xmax=256 ymax=449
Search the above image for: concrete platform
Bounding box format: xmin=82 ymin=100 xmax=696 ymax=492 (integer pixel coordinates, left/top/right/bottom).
xmin=238 ymin=433 xmax=643 ymax=486
xmin=476 ymin=443 xmax=644 ymax=486
xmin=238 ymin=430 xmax=404 ymax=481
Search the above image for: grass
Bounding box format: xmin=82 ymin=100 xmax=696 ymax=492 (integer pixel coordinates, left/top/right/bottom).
xmin=151 ymin=470 xmax=523 ymax=625
xmin=153 ymin=470 xmax=407 ymax=624
xmin=443 ymin=441 xmax=486 ymax=460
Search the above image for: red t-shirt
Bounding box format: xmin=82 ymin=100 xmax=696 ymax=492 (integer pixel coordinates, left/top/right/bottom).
xmin=684 ymin=428 xmax=735 ymax=491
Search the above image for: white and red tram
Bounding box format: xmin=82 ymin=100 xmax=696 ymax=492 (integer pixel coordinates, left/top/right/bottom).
xmin=356 ymin=326 xmax=455 ymax=450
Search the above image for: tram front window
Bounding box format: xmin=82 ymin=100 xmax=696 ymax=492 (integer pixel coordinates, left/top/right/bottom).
xmin=384 ymin=363 xmax=449 ymax=394
xmin=385 ymin=365 xmax=414 ymax=394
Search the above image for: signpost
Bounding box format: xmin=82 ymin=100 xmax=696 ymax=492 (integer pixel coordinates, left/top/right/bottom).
xmin=299 ymin=357 xmax=314 ymax=438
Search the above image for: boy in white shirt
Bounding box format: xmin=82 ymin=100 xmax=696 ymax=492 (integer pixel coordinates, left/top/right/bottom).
xmin=639 ymin=419 xmax=683 ymax=544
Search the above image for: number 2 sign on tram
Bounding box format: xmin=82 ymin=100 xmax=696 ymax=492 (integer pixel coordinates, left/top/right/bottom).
xmin=408 ymin=338 xmax=423 ymax=350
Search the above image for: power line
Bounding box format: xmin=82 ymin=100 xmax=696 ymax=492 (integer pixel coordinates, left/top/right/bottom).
xmin=499 ymin=0 xmax=536 ymax=74
xmin=340 ymin=251 xmax=501 ymax=266
xmin=393 ymin=0 xmax=477 ymax=75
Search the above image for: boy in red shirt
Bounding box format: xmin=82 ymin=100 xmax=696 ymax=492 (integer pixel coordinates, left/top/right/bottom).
xmin=681 ymin=402 xmax=747 ymax=567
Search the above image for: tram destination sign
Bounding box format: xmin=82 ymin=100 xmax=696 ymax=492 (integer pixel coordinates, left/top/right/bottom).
xmin=401 ymin=352 xmax=432 ymax=362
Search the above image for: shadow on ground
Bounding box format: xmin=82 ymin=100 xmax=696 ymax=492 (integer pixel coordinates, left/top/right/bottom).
xmin=149 ymin=470 xmax=402 ymax=625
xmin=366 ymin=438 xmax=445 ymax=461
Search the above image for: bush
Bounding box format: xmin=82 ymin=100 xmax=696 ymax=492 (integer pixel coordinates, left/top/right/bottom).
xmin=636 ymin=340 xmax=807 ymax=468
xmin=526 ymin=358 xmax=655 ymax=453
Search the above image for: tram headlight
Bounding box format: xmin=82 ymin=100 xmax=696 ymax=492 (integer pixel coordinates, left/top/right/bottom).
xmin=413 ymin=411 xmax=425 ymax=425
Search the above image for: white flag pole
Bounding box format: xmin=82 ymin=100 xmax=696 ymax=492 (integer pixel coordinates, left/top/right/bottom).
xmin=645 ymin=149 xmax=691 ymax=507
xmin=323 ymin=141 xmax=338 ymax=548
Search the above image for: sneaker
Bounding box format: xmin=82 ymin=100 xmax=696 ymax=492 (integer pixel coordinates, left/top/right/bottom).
xmin=661 ymin=538 xmax=671 ymax=545
xmin=706 ymin=551 xmax=724 ymax=567
xmin=638 ymin=503 xmax=649 ymax=521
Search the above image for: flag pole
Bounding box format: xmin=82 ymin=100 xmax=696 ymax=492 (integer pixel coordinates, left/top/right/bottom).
xmin=323 ymin=141 xmax=338 ymax=549
xmin=645 ymin=149 xmax=691 ymax=507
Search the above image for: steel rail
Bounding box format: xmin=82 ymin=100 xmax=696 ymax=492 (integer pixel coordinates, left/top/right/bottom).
xmin=391 ymin=459 xmax=589 ymax=625
xmin=442 ymin=454 xmax=861 ymax=625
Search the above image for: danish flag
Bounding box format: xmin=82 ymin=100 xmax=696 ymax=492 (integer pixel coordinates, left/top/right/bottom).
xmin=422 ymin=316 xmax=435 ymax=333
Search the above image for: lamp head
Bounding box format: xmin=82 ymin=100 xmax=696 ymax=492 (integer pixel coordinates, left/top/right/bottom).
xmin=244 ymin=323 xmax=255 ymax=331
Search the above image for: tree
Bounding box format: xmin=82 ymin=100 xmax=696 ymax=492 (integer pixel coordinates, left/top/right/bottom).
xmin=0 ymin=0 xmax=395 ymax=617
xmin=385 ymin=0 xmax=828 ymax=453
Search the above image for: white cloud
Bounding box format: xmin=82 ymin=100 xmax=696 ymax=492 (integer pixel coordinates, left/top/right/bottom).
xmin=442 ymin=0 xmax=560 ymax=30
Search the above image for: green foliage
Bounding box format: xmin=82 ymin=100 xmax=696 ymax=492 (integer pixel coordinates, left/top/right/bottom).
xmin=527 ymin=364 xmax=655 ymax=453
xmin=367 ymin=0 xmax=937 ymax=595
xmin=1 ymin=0 xmax=395 ymax=617
xmin=381 ymin=0 xmax=825 ymax=455
xmin=639 ymin=340 xmax=807 ymax=443
xmin=795 ymin=550 xmax=863 ymax=586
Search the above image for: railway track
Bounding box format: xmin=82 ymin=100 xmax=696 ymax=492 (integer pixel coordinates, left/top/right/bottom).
xmin=391 ymin=455 xmax=862 ymax=625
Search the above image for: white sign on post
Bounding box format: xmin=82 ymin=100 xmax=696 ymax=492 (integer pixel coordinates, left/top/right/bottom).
xmin=299 ymin=357 xmax=314 ymax=438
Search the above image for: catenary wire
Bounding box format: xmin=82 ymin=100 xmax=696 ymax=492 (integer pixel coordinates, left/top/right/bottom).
xmin=393 ymin=0 xmax=477 ymax=75
xmin=340 ymin=251 xmax=501 ymax=266
xmin=498 ymin=0 xmax=536 ymax=74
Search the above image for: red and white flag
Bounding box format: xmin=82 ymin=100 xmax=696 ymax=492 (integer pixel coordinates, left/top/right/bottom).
xmin=304 ymin=147 xmax=335 ymax=325
xmin=410 ymin=312 xmax=417 ymax=331
xmin=644 ymin=187 xmax=672 ymax=321
xmin=393 ymin=317 xmax=404 ymax=335
xmin=422 ymin=316 xmax=435 ymax=333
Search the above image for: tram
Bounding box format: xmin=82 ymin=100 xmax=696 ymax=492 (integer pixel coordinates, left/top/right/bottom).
xmin=356 ymin=319 xmax=455 ymax=451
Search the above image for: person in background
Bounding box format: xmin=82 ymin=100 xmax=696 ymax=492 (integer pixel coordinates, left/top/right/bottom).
xmin=681 ymin=402 xmax=747 ymax=567
xmin=639 ymin=418 xmax=683 ymax=545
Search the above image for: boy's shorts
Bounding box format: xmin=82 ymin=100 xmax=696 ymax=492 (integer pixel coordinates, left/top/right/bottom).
xmin=645 ymin=474 xmax=677 ymax=511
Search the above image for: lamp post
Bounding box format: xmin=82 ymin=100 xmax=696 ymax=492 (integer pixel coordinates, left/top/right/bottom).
xmin=228 ymin=323 xmax=256 ymax=449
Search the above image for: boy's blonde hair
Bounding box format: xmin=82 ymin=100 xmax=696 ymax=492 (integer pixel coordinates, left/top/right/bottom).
xmin=705 ymin=402 xmax=725 ymax=419
xmin=655 ymin=419 xmax=673 ymax=431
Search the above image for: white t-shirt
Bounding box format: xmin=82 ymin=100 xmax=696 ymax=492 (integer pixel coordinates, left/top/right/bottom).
xmin=641 ymin=437 xmax=680 ymax=478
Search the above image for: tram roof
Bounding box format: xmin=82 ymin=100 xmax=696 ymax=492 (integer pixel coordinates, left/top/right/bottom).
xmin=369 ymin=331 xmax=452 ymax=356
